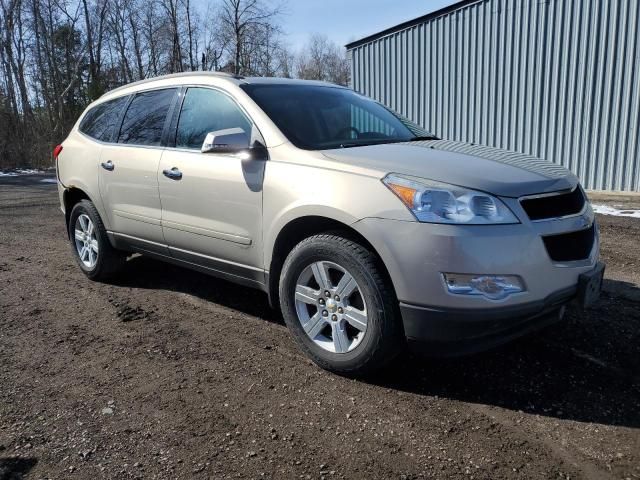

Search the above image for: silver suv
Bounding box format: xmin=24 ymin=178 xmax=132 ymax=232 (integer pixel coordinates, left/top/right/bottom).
xmin=55 ymin=72 xmax=604 ymax=374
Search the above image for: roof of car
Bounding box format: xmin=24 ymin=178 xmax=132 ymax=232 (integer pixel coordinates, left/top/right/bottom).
xmin=102 ymin=72 xmax=342 ymax=99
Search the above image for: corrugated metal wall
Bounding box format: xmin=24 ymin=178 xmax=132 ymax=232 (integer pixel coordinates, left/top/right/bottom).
xmin=348 ymin=0 xmax=640 ymax=192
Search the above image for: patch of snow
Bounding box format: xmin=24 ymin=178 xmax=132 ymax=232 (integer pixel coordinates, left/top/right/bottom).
xmin=592 ymin=204 xmax=640 ymax=218
xmin=0 ymin=169 xmax=45 ymax=176
xmin=40 ymin=178 xmax=57 ymax=184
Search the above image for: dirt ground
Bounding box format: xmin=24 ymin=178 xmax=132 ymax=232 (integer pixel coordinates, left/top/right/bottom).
xmin=1 ymin=175 xmax=639 ymax=480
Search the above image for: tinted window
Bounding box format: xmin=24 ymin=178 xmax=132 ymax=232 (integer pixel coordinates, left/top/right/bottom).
xmin=118 ymin=89 xmax=176 ymax=146
xmin=79 ymin=96 xmax=128 ymax=142
xmin=240 ymin=84 xmax=435 ymax=150
xmin=176 ymin=87 xmax=252 ymax=150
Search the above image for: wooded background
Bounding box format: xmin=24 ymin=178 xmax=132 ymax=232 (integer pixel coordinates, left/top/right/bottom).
xmin=0 ymin=0 xmax=350 ymax=169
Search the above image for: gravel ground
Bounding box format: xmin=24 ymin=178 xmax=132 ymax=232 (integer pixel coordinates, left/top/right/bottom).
xmin=1 ymin=176 xmax=639 ymax=480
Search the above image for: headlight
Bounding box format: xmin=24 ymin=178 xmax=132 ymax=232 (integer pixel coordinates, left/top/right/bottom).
xmin=382 ymin=173 xmax=519 ymax=224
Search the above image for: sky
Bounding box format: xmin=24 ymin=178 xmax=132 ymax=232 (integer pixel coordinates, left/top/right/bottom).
xmin=283 ymin=0 xmax=456 ymax=50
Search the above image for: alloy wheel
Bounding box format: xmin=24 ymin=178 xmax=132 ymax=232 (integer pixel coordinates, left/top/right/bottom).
xmin=294 ymin=261 xmax=368 ymax=353
xmin=74 ymin=214 xmax=99 ymax=268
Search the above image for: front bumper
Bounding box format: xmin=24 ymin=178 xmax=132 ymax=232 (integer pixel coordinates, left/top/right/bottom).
xmin=400 ymin=286 xmax=575 ymax=356
xmin=353 ymin=203 xmax=600 ymax=355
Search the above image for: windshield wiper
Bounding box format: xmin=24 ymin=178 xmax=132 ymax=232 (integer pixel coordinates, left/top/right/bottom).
xmin=336 ymin=135 xmax=438 ymax=149
xmin=338 ymin=139 xmax=398 ymax=148
xmin=407 ymin=135 xmax=439 ymax=141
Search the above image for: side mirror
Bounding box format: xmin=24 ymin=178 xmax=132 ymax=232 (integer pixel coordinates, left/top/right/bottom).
xmin=201 ymin=128 xmax=250 ymax=154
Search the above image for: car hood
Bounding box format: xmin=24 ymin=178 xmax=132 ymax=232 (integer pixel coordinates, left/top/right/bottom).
xmin=321 ymin=140 xmax=578 ymax=197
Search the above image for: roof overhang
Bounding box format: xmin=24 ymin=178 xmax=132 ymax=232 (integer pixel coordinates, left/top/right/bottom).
xmin=345 ymin=0 xmax=480 ymax=50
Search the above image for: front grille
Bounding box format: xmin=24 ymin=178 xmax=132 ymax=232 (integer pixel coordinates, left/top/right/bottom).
xmin=520 ymin=188 xmax=586 ymax=221
xmin=542 ymin=224 xmax=595 ymax=262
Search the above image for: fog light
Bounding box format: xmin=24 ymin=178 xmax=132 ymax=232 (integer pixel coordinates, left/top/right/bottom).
xmin=442 ymin=273 xmax=525 ymax=300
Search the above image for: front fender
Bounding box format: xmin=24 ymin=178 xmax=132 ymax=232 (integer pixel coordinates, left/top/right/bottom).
xmin=263 ymin=203 xmax=361 ymax=271
xmin=262 ymin=157 xmax=414 ymax=269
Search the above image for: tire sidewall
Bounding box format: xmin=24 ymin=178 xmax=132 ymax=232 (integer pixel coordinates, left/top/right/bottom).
xmin=280 ymin=237 xmax=390 ymax=372
xmin=68 ymin=200 xmax=109 ymax=279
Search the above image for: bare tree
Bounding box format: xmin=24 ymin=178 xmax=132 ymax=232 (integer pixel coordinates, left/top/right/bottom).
xmin=0 ymin=0 xmax=365 ymax=171
xmin=297 ymin=33 xmax=349 ymax=86
xmin=276 ymin=46 xmax=294 ymax=78
xmin=161 ymin=0 xmax=183 ymax=72
xmin=1 ymin=0 xmax=32 ymax=118
xmin=183 ymin=0 xmax=196 ymax=71
xmin=108 ymin=0 xmax=133 ymax=82
xmin=201 ymin=6 xmax=227 ymax=71
xmin=81 ymin=0 xmax=108 ymax=98
xmin=127 ymin=0 xmax=144 ymax=79
xmin=141 ymin=0 xmax=163 ymax=77
xmin=218 ymin=0 xmax=283 ymax=75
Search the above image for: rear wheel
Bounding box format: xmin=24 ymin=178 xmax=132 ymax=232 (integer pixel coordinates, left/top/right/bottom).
xmin=279 ymin=234 xmax=403 ymax=375
xmin=68 ymin=200 xmax=125 ymax=280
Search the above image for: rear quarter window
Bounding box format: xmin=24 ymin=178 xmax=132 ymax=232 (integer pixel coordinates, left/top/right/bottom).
xmin=118 ymin=88 xmax=177 ymax=146
xmin=79 ymin=96 xmax=128 ymax=142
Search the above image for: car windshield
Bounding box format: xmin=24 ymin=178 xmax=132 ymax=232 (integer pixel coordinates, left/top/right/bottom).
xmin=240 ymin=83 xmax=436 ymax=150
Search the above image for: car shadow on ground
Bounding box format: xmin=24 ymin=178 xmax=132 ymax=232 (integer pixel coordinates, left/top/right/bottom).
xmin=0 ymin=457 xmax=38 ymax=480
xmin=114 ymin=255 xmax=282 ymax=323
xmin=114 ymin=256 xmax=640 ymax=429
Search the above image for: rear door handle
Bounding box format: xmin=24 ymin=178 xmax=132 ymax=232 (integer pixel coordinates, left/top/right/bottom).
xmin=101 ymin=160 xmax=114 ymax=171
xmin=162 ymin=167 xmax=182 ymax=180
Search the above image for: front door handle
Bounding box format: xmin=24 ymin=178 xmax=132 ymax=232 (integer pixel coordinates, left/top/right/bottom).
xmin=101 ymin=160 xmax=114 ymax=171
xmin=162 ymin=167 xmax=183 ymax=180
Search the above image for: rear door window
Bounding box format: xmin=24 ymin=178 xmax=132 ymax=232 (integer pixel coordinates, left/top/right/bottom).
xmin=118 ymin=88 xmax=177 ymax=146
xmin=175 ymin=87 xmax=252 ymax=150
xmin=79 ymin=96 xmax=128 ymax=142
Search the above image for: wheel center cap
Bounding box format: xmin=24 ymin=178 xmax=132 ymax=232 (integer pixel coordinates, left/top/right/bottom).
xmin=326 ymin=299 xmax=338 ymax=313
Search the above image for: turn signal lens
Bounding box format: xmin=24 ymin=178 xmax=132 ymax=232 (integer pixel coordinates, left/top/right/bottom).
xmin=386 ymin=183 xmax=418 ymax=207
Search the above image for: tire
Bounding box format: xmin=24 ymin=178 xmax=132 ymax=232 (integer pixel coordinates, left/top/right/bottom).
xmin=68 ymin=199 xmax=125 ymax=281
xmin=279 ymin=233 xmax=404 ymax=375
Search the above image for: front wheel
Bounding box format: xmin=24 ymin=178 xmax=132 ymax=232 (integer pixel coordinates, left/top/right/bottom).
xmin=68 ymin=200 xmax=125 ymax=281
xmin=279 ymin=234 xmax=403 ymax=375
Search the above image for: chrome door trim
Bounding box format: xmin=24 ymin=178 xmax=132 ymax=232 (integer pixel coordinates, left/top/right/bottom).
xmin=109 ymin=231 xmax=262 ymax=273
xmin=109 ymin=231 xmax=167 ymax=248
xmin=168 ymin=244 xmax=263 ymax=272
xmin=161 ymin=220 xmax=252 ymax=246
xmin=113 ymin=209 xmax=162 ymax=226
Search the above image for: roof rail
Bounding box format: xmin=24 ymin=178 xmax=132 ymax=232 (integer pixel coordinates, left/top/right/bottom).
xmin=102 ymin=71 xmax=243 ymax=97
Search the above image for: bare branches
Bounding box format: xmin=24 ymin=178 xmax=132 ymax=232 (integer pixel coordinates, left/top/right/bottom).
xmin=0 ymin=0 xmax=355 ymax=170
xmin=218 ymin=0 xmax=285 ymax=75
xmin=297 ymin=33 xmax=350 ymax=86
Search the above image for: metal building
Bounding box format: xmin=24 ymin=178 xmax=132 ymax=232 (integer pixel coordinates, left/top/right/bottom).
xmin=346 ymin=0 xmax=640 ymax=192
